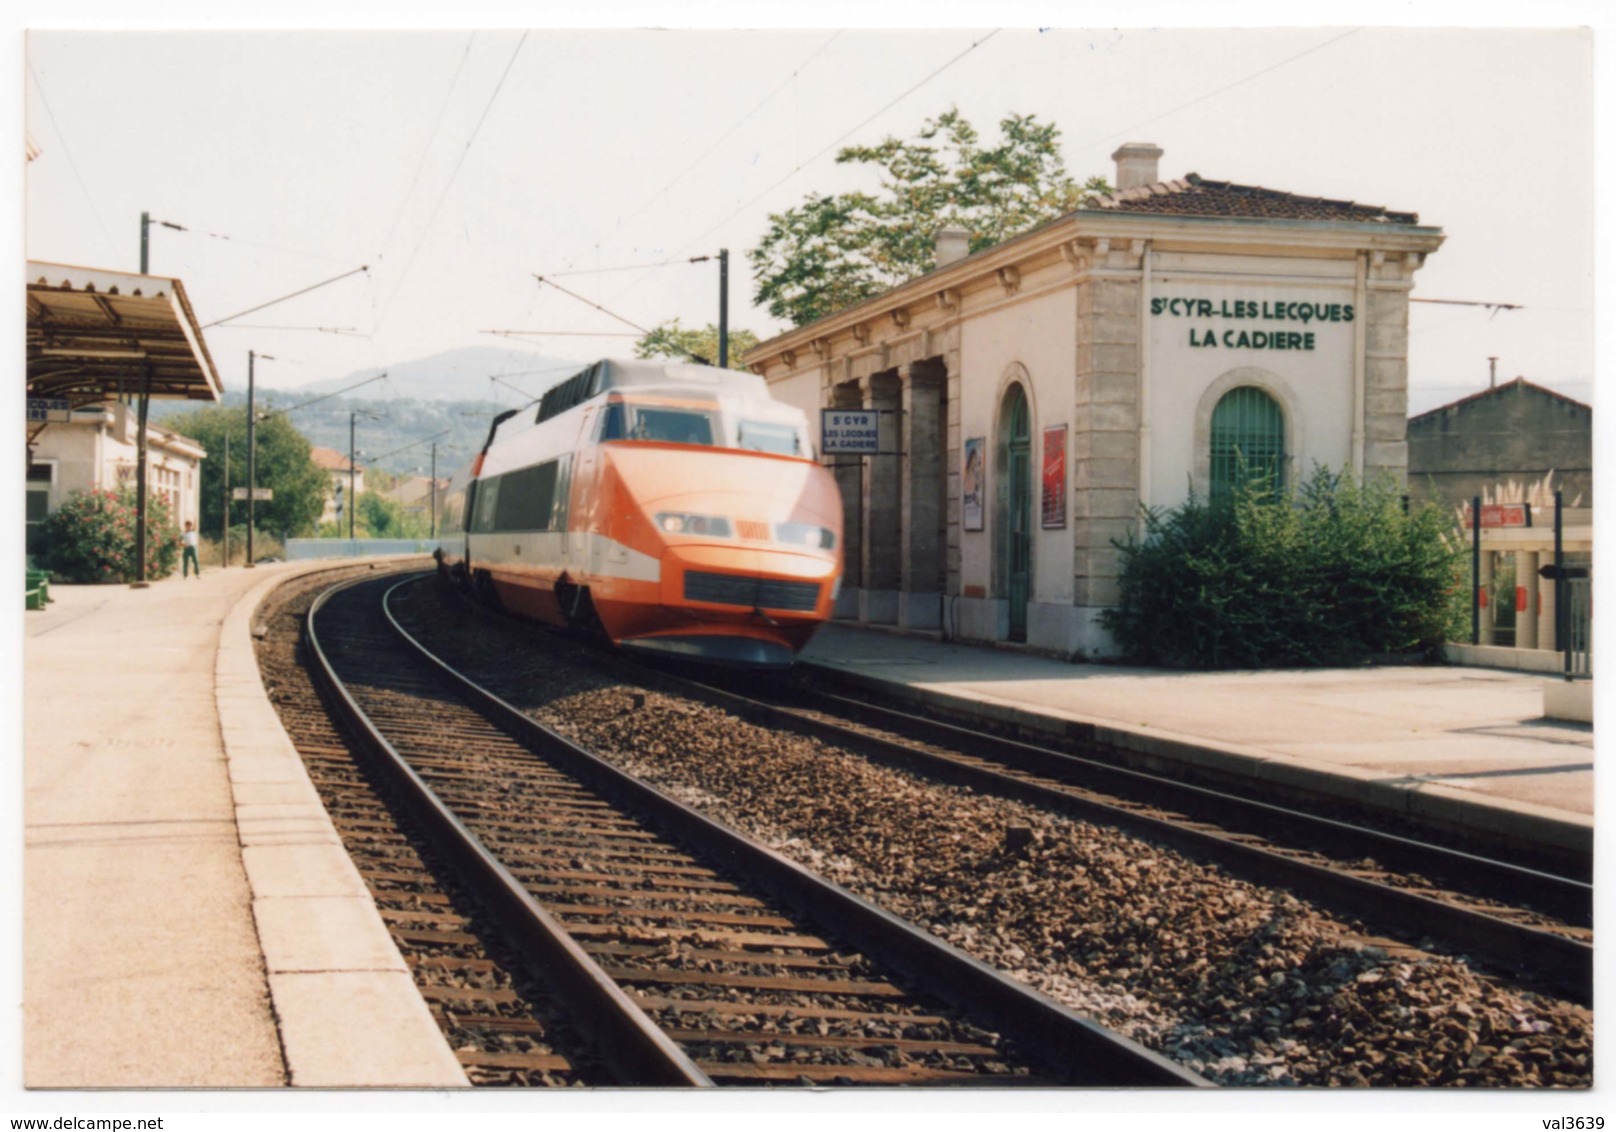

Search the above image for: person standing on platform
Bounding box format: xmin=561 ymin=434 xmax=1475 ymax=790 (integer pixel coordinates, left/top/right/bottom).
xmin=182 ymin=520 xmax=201 ymax=578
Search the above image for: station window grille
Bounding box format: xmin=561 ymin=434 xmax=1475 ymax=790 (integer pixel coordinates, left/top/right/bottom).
xmin=1209 ymin=386 xmax=1286 ymax=499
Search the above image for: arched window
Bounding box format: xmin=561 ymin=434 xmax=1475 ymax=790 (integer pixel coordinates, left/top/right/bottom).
xmin=1209 ymin=386 xmax=1285 ymax=498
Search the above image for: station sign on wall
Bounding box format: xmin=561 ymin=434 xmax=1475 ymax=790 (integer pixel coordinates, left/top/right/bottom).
xmin=27 ymin=398 xmax=72 ymax=423
xmin=820 ymin=409 xmax=882 ymax=455
xmin=1150 ymin=294 xmax=1355 ymax=353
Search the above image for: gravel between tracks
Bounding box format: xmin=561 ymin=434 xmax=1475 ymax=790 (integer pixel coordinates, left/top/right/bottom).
xmin=396 ymin=585 xmax=1592 ymax=1088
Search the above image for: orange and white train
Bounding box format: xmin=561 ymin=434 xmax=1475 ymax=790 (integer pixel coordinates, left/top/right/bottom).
xmin=435 ymin=358 xmax=844 ymax=667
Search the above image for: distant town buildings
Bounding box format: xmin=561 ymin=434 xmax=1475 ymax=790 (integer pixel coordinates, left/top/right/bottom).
xmin=309 ymin=446 xmax=365 ymax=528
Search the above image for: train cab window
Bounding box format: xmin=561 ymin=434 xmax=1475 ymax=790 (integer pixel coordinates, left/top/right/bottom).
xmin=737 ymin=419 xmax=802 ymax=456
xmin=599 ymin=402 xmax=627 ymax=441
xmin=631 ymin=407 xmax=715 ymax=446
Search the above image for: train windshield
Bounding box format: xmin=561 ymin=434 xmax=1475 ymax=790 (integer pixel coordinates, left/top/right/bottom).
xmin=736 ymin=419 xmax=801 ymax=456
xmin=599 ymin=396 xmax=812 ymax=458
xmin=600 ymin=402 xmax=717 ymax=445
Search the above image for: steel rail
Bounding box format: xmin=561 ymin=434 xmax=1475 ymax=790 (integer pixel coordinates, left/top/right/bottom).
xmin=666 ymin=672 xmax=1592 ymax=1006
xmin=305 ymin=576 xmax=713 ymax=1087
xmin=380 ymin=578 xmax=1207 ymax=1088
xmin=788 ymin=682 xmax=1592 ymax=919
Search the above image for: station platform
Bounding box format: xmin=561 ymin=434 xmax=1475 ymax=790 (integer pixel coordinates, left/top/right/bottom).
xmin=21 ymin=558 xmax=465 ymax=1089
xmin=800 ymin=623 xmax=1594 ymax=862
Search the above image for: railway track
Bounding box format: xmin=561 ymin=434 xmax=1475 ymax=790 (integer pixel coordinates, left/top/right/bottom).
xmin=382 ymin=575 xmax=1591 ymax=1086
xmin=689 ymin=670 xmax=1595 ymax=1006
xmin=303 ymin=571 xmax=1203 ymax=1088
xmin=419 ymin=583 xmax=1592 ymax=1002
xmin=256 ymin=566 xmax=604 ymax=1086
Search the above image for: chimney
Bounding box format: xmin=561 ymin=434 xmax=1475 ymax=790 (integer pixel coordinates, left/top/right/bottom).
xmin=935 ymin=225 xmax=971 ymax=268
xmin=1111 ymin=142 xmax=1164 ymax=192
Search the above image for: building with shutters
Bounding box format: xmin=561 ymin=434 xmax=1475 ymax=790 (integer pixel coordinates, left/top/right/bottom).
xmin=310 ymin=446 xmax=365 ymax=529
xmin=745 ymin=143 xmax=1446 ymax=657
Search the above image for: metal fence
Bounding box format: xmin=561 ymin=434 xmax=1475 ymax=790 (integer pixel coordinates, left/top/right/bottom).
xmin=1566 ymin=577 xmax=1592 ymax=677
xmin=282 ymin=538 xmax=437 ymax=561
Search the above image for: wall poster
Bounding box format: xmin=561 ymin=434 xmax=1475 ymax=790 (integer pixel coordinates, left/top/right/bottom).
xmin=962 ymin=437 xmax=985 ymax=531
xmin=1041 ymin=424 xmax=1067 ymax=529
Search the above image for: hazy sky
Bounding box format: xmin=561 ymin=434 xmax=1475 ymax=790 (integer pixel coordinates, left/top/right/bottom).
xmin=19 ymin=10 xmax=1603 ymax=421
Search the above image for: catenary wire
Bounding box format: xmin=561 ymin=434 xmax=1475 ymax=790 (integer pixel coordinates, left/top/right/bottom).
xmin=373 ymin=32 xmax=478 ymax=268
xmin=615 ymin=29 xmax=845 ymax=226
xmin=662 ymin=29 xmax=1004 ymax=260
xmin=377 ymin=31 xmax=530 ymax=331
xmin=26 ymin=61 xmax=119 ymax=262
xmin=1063 ymin=28 xmax=1363 ymax=161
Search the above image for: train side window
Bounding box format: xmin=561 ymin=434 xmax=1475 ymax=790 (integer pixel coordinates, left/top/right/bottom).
xmin=599 ymin=403 xmax=627 ymax=441
xmin=551 ymin=455 xmax=572 ymax=530
xmin=493 ymin=460 xmax=559 ymax=531
xmin=472 ymin=476 xmax=501 ymax=532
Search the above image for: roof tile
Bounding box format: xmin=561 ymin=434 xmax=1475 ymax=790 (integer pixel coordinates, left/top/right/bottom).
xmin=1083 ymin=173 xmax=1418 ymax=224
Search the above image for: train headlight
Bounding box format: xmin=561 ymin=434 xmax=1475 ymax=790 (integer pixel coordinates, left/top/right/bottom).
xmin=655 ymin=512 xmax=734 ymax=538
xmin=774 ymin=522 xmax=836 ymax=551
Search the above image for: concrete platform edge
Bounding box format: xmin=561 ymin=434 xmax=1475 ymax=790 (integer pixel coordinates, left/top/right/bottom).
xmin=216 ymin=559 xmax=469 ymax=1088
xmin=800 ymin=659 xmax=1593 ymax=860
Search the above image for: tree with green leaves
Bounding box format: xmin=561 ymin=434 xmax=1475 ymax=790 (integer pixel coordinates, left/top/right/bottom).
xmin=750 ymin=108 xmax=1110 ymax=327
xmin=634 ymin=319 xmax=760 ymax=370
xmin=165 ymin=405 xmax=330 ymax=540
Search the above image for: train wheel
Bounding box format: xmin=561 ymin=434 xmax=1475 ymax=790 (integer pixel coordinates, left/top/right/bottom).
xmin=474 ymin=570 xmax=502 ymax=611
xmin=559 ymin=583 xmax=604 ymax=638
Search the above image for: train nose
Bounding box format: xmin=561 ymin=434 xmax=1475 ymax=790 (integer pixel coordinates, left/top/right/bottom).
xmin=660 ymin=544 xmax=837 ymax=619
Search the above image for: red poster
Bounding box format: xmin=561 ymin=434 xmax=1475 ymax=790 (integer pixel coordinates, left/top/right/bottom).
xmin=1041 ymin=424 xmax=1067 ymax=529
xmin=1463 ymin=503 xmax=1531 ymax=529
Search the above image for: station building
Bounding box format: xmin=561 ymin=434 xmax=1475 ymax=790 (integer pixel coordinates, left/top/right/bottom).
xmin=26 ymin=261 xmax=221 ymax=563
xmin=746 ymin=144 xmax=1447 ymax=657
xmin=27 ymin=406 xmax=206 ymax=556
xmin=1409 ymin=380 xmax=1592 ymax=656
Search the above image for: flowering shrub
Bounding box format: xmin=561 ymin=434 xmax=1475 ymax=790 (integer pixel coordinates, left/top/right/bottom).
xmin=40 ymin=488 xmax=181 ymax=583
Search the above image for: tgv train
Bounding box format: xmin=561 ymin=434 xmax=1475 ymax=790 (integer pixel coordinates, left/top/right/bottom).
xmin=436 ymin=358 xmax=844 ymax=667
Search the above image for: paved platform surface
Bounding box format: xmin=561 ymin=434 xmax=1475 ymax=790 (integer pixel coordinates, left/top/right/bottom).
xmin=23 ymin=559 xmax=464 ymax=1089
xmin=801 ymin=624 xmax=1594 ymax=854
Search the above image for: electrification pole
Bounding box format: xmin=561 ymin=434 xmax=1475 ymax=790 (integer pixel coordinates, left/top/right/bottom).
xmin=131 ymin=363 xmax=154 ymax=588
xmin=222 ymin=429 xmax=230 ymax=568
xmin=718 ymin=247 xmax=729 ymax=369
xmin=140 ymin=211 xmax=150 ymax=274
xmin=430 ymin=442 xmax=438 ymax=539
xmin=246 ymin=350 xmax=268 ymax=567
xmin=350 ymin=412 xmax=358 ymax=541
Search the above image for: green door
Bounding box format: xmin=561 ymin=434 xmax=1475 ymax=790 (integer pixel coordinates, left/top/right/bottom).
xmin=1006 ymin=387 xmax=1031 ymax=642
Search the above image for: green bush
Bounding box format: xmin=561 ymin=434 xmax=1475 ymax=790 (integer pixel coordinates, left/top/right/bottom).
xmin=1101 ymin=468 xmax=1466 ymax=668
xmin=40 ymin=488 xmax=182 ymax=584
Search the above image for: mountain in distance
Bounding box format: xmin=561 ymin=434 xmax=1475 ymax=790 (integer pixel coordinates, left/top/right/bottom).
xmin=288 ymin=344 xmax=590 ymax=403
xmin=150 ymin=345 xmax=637 ymax=478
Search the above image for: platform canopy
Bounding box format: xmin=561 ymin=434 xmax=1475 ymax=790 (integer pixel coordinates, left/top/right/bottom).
xmin=26 ymin=260 xmax=223 ymax=408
